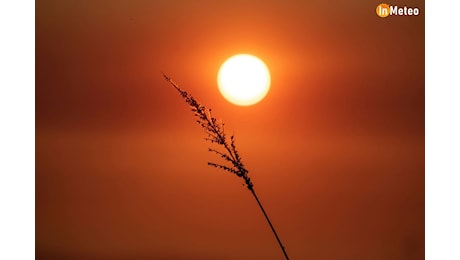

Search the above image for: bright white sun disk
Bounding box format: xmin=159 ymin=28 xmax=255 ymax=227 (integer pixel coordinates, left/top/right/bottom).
xmin=217 ymin=54 xmax=271 ymax=106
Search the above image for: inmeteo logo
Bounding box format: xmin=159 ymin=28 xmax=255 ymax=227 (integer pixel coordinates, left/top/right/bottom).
xmin=376 ymin=3 xmax=420 ymax=18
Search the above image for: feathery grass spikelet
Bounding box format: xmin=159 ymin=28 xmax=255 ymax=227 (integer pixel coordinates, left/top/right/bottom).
xmin=162 ymin=73 xmax=290 ymax=259
xmin=162 ymin=73 xmax=253 ymax=190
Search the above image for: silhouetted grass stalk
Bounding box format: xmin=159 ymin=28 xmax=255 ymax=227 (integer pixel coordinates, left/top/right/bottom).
xmin=163 ymin=73 xmax=289 ymax=260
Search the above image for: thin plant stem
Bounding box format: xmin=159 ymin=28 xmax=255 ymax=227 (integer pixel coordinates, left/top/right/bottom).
xmin=163 ymin=73 xmax=290 ymax=259
xmin=249 ymin=187 xmax=290 ymax=260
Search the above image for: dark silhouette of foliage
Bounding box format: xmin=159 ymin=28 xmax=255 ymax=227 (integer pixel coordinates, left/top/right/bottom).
xmin=163 ymin=73 xmax=290 ymax=260
xmin=162 ymin=73 xmax=252 ymax=189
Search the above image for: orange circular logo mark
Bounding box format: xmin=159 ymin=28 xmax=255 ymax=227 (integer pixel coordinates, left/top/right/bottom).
xmin=376 ymin=3 xmax=390 ymax=18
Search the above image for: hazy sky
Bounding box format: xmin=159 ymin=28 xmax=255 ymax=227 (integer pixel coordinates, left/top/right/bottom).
xmin=36 ymin=0 xmax=424 ymax=259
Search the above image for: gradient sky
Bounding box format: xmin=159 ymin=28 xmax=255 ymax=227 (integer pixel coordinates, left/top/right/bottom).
xmin=36 ymin=0 xmax=424 ymax=259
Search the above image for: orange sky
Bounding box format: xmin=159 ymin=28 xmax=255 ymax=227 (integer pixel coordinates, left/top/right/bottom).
xmin=36 ymin=0 xmax=424 ymax=259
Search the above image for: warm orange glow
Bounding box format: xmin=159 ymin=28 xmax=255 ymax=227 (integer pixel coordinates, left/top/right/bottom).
xmin=36 ymin=1 xmax=425 ymax=259
xmin=217 ymin=54 xmax=271 ymax=106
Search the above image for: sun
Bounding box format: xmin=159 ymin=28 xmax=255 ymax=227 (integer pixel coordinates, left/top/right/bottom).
xmin=217 ymin=54 xmax=271 ymax=106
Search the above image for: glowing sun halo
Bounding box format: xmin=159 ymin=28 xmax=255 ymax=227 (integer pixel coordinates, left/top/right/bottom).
xmin=217 ymin=54 xmax=271 ymax=106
